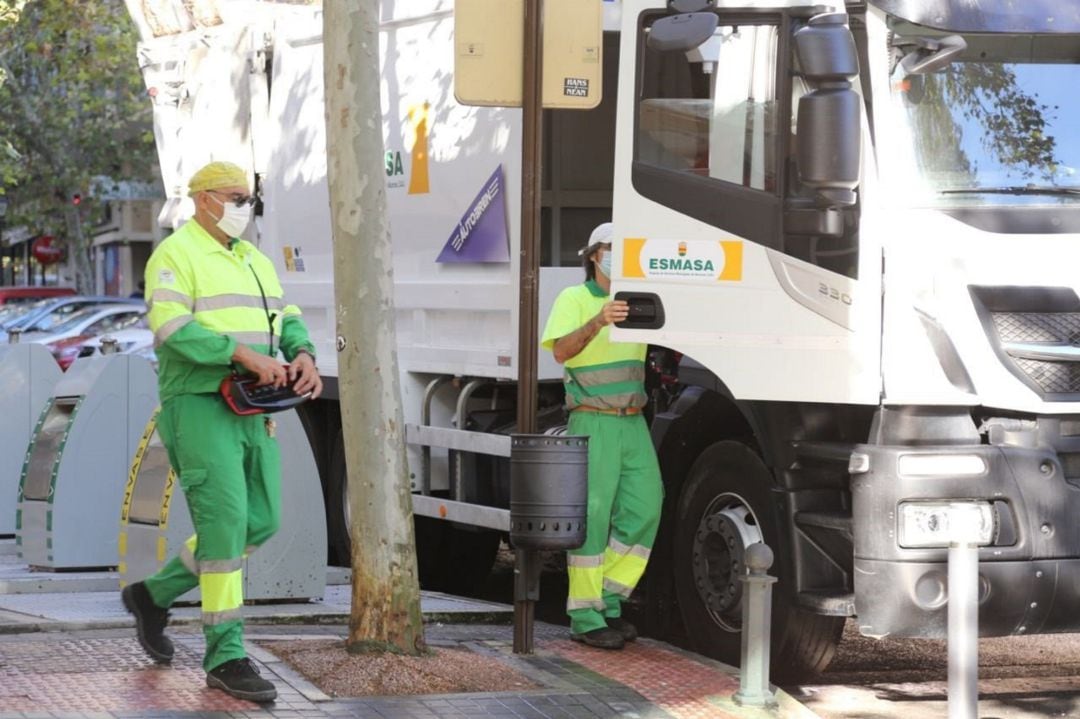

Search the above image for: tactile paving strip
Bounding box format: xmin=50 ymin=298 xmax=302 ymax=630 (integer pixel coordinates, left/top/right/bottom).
xmin=547 ymin=638 xmax=743 ymax=719
xmin=0 ymin=636 xmax=256 ymax=712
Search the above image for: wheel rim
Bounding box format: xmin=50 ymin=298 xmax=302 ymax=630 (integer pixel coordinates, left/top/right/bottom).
xmin=689 ymin=492 xmax=764 ymax=632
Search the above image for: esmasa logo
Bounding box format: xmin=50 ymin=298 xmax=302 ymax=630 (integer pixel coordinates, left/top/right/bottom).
xmin=623 ymin=238 xmax=743 ymax=283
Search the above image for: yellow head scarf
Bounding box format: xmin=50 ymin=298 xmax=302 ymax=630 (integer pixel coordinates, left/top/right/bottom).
xmin=187 ymin=161 xmax=248 ymax=197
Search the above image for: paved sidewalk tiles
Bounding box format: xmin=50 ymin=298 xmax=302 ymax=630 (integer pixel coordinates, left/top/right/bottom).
xmin=0 ymin=622 xmax=816 ymax=719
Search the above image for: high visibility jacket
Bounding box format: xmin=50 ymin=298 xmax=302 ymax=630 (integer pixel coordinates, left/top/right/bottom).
xmin=144 ymin=220 xmax=314 ymax=402
xmin=541 ymin=280 xmax=647 ymax=410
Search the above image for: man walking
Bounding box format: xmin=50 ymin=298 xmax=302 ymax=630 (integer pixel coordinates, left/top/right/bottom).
xmin=122 ymin=161 xmax=322 ymax=701
xmin=541 ymin=222 xmax=663 ymax=650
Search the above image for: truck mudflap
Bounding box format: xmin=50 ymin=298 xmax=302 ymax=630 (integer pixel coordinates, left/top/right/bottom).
xmin=851 ymin=442 xmax=1080 ymax=638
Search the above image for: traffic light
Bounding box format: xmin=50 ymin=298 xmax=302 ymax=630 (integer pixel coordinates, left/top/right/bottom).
xmin=72 ymin=193 xmax=81 ymax=206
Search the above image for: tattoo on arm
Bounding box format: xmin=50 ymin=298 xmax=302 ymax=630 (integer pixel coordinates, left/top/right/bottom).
xmin=553 ymin=315 xmax=602 ymax=364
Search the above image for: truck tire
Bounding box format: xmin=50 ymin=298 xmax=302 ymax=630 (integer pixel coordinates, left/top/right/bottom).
xmin=673 ymin=440 xmax=843 ymax=680
xmin=328 ymin=430 xmax=499 ymax=591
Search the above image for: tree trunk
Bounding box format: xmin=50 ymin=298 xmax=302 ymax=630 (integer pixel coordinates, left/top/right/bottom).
xmin=323 ymin=1 xmax=425 ymax=656
xmin=66 ymin=204 xmax=94 ymax=294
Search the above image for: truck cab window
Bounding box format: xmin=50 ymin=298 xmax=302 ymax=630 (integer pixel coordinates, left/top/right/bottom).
xmin=633 ymin=15 xmax=785 ymax=249
xmin=638 ymin=23 xmax=779 ymax=192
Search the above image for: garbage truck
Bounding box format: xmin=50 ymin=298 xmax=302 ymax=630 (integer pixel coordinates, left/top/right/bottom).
xmin=127 ymin=0 xmax=1080 ymax=676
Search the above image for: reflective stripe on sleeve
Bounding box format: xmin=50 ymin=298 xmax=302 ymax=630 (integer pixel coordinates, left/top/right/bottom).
xmin=154 ymin=315 xmax=193 ymax=346
xmin=150 ymin=288 xmax=195 ymax=311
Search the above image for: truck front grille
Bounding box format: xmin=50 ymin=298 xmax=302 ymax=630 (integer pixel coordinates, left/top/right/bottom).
xmin=971 ymin=287 xmax=1080 ymax=401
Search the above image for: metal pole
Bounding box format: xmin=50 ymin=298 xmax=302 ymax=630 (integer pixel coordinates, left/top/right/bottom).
xmin=733 ymin=542 xmax=778 ymax=707
xmin=948 ymin=503 xmax=982 ymax=719
xmin=513 ymin=0 xmax=544 ymax=655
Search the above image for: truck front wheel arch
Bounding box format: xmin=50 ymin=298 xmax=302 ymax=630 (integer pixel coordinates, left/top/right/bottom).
xmin=673 ymin=440 xmax=843 ymax=680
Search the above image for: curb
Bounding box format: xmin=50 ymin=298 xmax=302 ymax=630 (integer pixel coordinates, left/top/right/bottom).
xmin=0 ymin=608 xmax=514 ymax=636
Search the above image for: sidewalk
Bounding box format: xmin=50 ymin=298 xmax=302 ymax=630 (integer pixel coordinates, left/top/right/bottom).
xmin=0 ymin=549 xmax=818 ymax=718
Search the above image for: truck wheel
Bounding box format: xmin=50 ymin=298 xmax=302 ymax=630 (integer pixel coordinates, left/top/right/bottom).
xmin=673 ymin=440 xmax=843 ymax=680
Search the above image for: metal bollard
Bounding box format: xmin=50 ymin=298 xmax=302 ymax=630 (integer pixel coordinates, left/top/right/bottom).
xmin=733 ymin=542 xmax=778 ymax=707
xmin=7 ymin=327 xmax=20 ymax=344
xmin=948 ymin=503 xmax=983 ymax=719
xmin=99 ymin=336 xmax=120 ymax=355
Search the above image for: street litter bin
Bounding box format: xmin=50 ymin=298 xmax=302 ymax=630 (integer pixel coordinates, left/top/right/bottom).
xmin=509 ymin=433 xmax=587 ymax=550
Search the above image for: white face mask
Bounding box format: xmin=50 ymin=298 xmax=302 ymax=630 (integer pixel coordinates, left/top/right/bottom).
xmin=213 ymin=197 xmax=252 ymax=238
xmin=598 ymin=252 xmax=612 ymax=278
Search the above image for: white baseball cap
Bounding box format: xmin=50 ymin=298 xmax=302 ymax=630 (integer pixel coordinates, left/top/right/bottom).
xmin=577 ymin=222 xmax=614 ymax=257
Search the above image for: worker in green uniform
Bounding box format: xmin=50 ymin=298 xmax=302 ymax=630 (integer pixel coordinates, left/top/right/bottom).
xmin=121 ymin=161 xmax=322 ymax=702
xmin=541 ymin=222 xmax=663 ymax=650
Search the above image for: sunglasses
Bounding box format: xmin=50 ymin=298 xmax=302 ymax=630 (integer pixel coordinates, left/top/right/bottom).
xmin=209 ymin=190 xmax=256 ymax=208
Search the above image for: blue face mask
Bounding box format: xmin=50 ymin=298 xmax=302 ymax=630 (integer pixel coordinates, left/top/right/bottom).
xmin=598 ymin=253 xmax=612 ymax=277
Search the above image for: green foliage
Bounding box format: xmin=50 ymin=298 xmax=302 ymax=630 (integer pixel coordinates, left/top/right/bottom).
xmin=0 ymin=0 xmax=156 ymax=288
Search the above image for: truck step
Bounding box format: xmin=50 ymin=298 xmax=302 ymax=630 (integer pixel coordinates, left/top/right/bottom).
xmin=797 ymin=591 xmax=855 ymax=616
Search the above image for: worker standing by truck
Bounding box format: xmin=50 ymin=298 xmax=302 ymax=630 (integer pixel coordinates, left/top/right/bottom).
xmin=541 ymin=222 xmax=664 ymax=650
xmin=121 ymin=161 xmax=322 ymax=702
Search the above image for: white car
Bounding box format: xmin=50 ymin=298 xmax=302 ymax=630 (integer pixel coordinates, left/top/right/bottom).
xmin=77 ymin=320 xmax=156 ymax=367
xmin=21 ymin=304 xmax=146 ymax=368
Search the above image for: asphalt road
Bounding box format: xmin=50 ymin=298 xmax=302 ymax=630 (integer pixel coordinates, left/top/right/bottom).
xmin=787 ymin=620 xmax=1080 ymax=719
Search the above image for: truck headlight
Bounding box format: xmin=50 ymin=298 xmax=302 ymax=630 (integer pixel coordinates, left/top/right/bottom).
xmin=898 ymin=501 xmax=995 ymax=548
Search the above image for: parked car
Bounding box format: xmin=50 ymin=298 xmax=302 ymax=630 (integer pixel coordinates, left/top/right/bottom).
xmin=0 ymin=295 xmax=137 ymax=342
xmin=0 ymin=286 xmax=75 ymax=307
xmin=20 ymin=304 xmax=146 ymax=368
xmin=64 ymin=316 xmax=156 ymax=370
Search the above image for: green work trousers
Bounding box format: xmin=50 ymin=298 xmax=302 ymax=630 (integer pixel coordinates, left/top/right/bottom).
xmin=143 ymin=393 xmax=281 ymax=671
xmin=566 ymin=411 xmax=663 ymax=635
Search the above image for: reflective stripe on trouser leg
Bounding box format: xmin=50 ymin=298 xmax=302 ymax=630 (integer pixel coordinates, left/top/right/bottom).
xmin=567 ymin=554 xmax=605 ymax=612
xmin=142 ymin=394 xmax=280 ymax=671
xmin=602 ymin=415 xmax=662 ymax=618
xmin=566 ymin=412 xmax=621 ymax=635
xmin=144 ymin=533 xmax=199 ymax=608
xmin=201 ymin=565 xmax=244 ymax=625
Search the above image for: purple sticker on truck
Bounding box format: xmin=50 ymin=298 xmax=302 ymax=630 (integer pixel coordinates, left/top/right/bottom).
xmin=436 ymin=165 xmax=510 ymax=263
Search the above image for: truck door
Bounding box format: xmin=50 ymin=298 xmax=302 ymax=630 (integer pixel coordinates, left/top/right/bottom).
xmin=610 ymin=4 xmax=880 ymax=405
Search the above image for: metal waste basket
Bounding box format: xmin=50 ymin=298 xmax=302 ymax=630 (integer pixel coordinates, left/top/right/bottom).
xmin=509 ymin=434 xmax=587 ymax=550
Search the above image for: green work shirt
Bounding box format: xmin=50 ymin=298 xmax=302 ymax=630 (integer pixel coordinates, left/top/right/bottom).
xmin=541 ymin=280 xmax=647 ymax=410
xmin=144 ymin=219 xmax=315 ymax=403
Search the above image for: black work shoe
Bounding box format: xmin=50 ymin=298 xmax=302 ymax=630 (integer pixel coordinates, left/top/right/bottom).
xmin=121 ymin=581 xmax=174 ymax=664
xmin=606 ymin=617 xmax=638 ymax=643
xmin=570 ymin=626 xmax=625 ymax=650
xmin=207 ymin=658 xmax=278 ymax=703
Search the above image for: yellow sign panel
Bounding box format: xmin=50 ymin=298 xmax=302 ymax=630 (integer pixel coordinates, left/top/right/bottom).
xmin=455 ymin=0 xmax=603 ymax=109
xmin=623 ymin=238 xmax=744 ymax=283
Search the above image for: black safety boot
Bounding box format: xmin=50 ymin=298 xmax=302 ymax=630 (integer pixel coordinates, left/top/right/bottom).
xmin=606 ymin=617 xmax=638 ymax=643
xmin=121 ymin=581 xmax=174 ymax=664
xmin=206 ymin=657 xmax=278 ymax=703
xmin=570 ymin=626 xmax=625 ymax=650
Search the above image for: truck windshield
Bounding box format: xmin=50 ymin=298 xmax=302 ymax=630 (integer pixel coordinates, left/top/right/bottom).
xmin=880 ymin=51 xmax=1080 ymax=207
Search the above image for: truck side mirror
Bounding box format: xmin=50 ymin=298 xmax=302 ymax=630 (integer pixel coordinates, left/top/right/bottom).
xmin=793 ymin=12 xmax=861 ymax=209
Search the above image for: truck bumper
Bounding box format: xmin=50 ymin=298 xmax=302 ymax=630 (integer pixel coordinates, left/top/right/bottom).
xmin=851 ymin=442 xmax=1080 ymax=638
